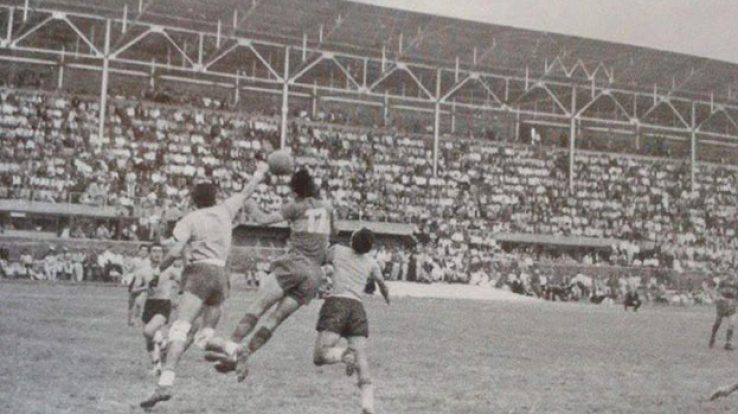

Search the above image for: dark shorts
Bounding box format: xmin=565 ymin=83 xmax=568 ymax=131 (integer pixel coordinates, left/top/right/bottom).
xmin=271 ymin=253 xmax=322 ymax=306
xmin=142 ymin=299 xmax=172 ymax=324
xmin=182 ymin=263 xmax=229 ymax=307
xmin=717 ymin=298 xmax=737 ymax=317
xmin=316 ymin=296 xmax=369 ymax=338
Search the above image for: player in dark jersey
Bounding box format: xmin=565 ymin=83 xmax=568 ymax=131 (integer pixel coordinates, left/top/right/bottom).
xmin=313 ymin=228 xmax=390 ymax=414
xmin=140 ymin=244 xmax=182 ymax=376
xmin=709 ymin=272 xmax=738 ymax=350
xmin=206 ymin=169 xmax=335 ymax=381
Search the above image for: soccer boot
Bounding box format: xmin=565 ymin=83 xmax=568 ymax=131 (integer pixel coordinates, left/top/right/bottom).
xmin=236 ymin=351 xmax=250 ymax=382
xmin=140 ymin=385 xmax=172 ymax=409
xmin=725 ymin=343 xmax=734 ymax=351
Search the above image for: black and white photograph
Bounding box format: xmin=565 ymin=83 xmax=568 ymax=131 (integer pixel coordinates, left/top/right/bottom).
xmin=1 ymin=1 xmax=737 ymax=413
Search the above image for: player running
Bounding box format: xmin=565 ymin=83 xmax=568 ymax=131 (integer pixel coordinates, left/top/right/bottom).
xmin=313 ymin=228 xmax=389 ymax=414
xmin=127 ymin=244 xmax=151 ymax=327
xmin=206 ymin=168 xmax=334 ymax=381
xmin=139 ymin=161 xmax=268 ymax=409
xmin=709 ymin=272 xmax=738 ymax=350
xmin=139 ymin=244 xmax=182 ymax=376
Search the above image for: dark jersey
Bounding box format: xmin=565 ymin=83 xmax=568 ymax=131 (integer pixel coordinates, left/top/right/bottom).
xmin=280 ymin=197 xmax=333 ymax=266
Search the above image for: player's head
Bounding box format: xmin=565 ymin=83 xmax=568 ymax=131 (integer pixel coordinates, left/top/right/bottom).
xmin=290 ymin=169 xmax=317 ymax=199
xmin=138 ymin=244 xmax=150 ymax=258
xmin=149 ymin=244 xmax=164 ymax=263
xmin=351 ymin=227 xmax=374 ymax=255
xmin=191 ymin=182 xmax=218 ymax=209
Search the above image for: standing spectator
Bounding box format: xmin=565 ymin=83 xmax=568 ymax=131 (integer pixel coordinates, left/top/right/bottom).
xmin=20 ymin=249 xmax=34 ymax=279
xmin=96 ymin=223 xmax=112 ymax=240
xmin=623 ymin=285 xmax=642 ymax=312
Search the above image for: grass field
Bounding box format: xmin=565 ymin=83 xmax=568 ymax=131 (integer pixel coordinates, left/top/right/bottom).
xmin=1 ymin=281 xmax=737 ymax=414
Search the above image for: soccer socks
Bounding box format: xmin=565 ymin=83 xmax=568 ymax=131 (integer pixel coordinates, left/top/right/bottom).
xmin=711 ymin=322 xmax=721 ymax=343
xmin=247 ymin=327 xmax=272 ymax=354
xmin=247 ymin=327 xmax=272 ymax=353
xmin=232 ymin=314 xmax=259 ymax=342
xmin=727 ymin=329 xmax=734 ymax=345
xmin=158 ymin=370 xmax=175 ymax=387
xmin=359 ymin=379 xmax=374 ymax=414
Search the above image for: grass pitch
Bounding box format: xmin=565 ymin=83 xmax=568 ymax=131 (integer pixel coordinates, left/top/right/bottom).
xmin=0 ymin=281 xmax=735 ymax=414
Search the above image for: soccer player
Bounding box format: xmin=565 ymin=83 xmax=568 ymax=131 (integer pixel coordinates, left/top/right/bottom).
xmin=709 ymin=272 xmax=738 ymax=350
xmin=139 ymin=244 xmax=182 ymax=376
xmin=127 ymin=244 xmax=151 ymax=327
xmin=206 ymin=168 xmax=334 ymax=382
xmin=139 ymin=161 xmax=268 ymax=409
xmin=313 ymin=228 xmax=389 ymax=414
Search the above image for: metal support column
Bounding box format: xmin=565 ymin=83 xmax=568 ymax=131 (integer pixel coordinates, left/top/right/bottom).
xmin=280 ymin=46 xmax=290 ymax=149
xmin=97 ymin=19 xmax=111 ymax=142
xmin=690 ymin=103 xmax=696 ymax=189
xmin=433 ymin=69 xmax=441 ymax=177
xmin=569 ymin=87 xmax=577 ymax=193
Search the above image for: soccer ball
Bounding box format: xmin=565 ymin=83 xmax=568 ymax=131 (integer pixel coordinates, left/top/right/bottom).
xmin=267 ymin=150 xmax=294 ymax=175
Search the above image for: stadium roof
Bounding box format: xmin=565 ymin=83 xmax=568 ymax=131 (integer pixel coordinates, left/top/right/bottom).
xmin=10 ymin=0 xmax=738 ymax=103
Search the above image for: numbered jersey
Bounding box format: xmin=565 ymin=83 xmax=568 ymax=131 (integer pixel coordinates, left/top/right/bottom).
xmin=280 ymin=197 xmax=333 ymax=266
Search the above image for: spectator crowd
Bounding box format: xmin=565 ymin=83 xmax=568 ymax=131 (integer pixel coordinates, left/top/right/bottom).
xmin=0 ymin=86 xmax=735 ymax=278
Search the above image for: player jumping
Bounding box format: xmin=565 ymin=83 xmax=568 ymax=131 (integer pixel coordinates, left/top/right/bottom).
xmin=139 ymin=161 xmax=268 ymax=409
xmin=709 ymin=272 xmax=738 ymax=350
xmin=139 ymin=244 xmax=182 ymax=376
xmin=313 ymin=228 xmax=390 ymax=414
xmin=206 ymin=168 xmax=334 ymax=382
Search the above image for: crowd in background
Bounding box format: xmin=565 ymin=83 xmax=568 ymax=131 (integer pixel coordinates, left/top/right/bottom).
xmin=0 ymin=86 xmax=736 ymax=277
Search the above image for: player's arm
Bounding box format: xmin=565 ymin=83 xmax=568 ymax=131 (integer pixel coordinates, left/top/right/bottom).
xmin=244 ymin=198 xmax=286 ymax=226
xmin=222 ymin=161 xmax=269 ymax=217
xmin=159 ymin=239 xmax=187 ymax=273
xmin=369 ymin=261 xmax=390 ymax=305
xmin=159 ymin=217 xmax=190 ymax=272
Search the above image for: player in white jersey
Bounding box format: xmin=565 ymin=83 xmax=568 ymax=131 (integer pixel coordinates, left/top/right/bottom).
xmin=206 ymin=169 xmax=335 ymax=381
xmin=140 ymin=162 xmax=268 ymax=408
xmin=127 ymin=245 xmax=151 ymax=327
xmin=313 ymin=228 xmax=389 ymax=414
xmin=139 ymin=244 xmax=182 ymax=376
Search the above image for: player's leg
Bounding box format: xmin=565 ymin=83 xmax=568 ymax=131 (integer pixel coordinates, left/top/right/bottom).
xmin=140 ymin=292 xmax=203 ymax=408
xmin=348 ymin=336 xmax=375 ymax=414
xmin=192 ymin=303 xmax=222 ymax=351
xmin=725 ymin=313 xmax=735 ymax=351
xmin=711 ymin=381 xmax=738 ymax=401
xmin=205 ymin=272 xmax=285 ymax=363
xmin=221 ymin=272 xmax=286 ymax=351
xmin=127 ymin=293 xmax=136 ymax=327
xmin=142 ymin=314 xmax=167 ymax=374
xmin=710 ymin=304 xmax=724 ymax=348
xmin=313 ymin=331 xmax=345 ymax=366
xmin=134 ymin=292 xmax=147 ymax=321
xmin=234 ymin=295 xmax=302 ymax=381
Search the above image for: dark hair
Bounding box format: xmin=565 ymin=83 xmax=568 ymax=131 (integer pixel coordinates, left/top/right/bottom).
xmin=150 ymin=243 xmax=164 ymax=252
xmin=290 ymin=169 xmax=316 ymax=199
xmin=351 ymin=228 xmax=374 ymax=255
xmin=191 ymin=182 xmax=218 ymax=209
xmin=138 ymin=244 xmax=150 ymax=252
